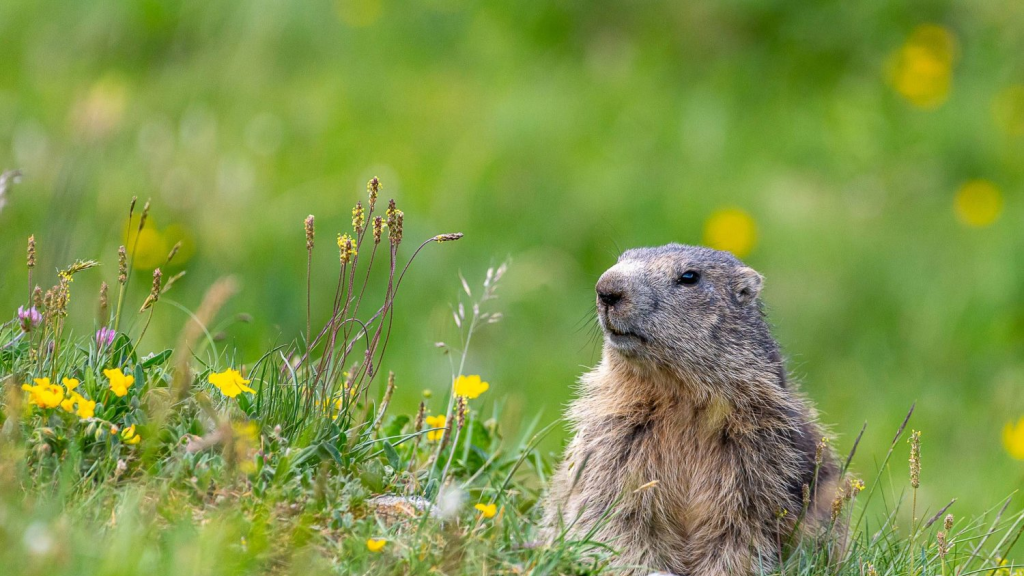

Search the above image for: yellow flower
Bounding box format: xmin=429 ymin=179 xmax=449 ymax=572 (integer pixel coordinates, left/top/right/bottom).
xmin=1003 ymin=417 xmax=1024 ymax=460
xmin=424 ymin=414 xmax=446 ymax=442
xmin=474 ymin=503 xmax=498 ymax=519
xmin=954 ymin=180 xmax=1003 ymax=228
xmin=62 ymin=378 xmax=80 ymax=392
xmin=366 ymin=537 xmax=386 ymax=552
xmin=76 ymin=397 xmax=96 ymax=420
xmin=886 ymin=24 xmax=956 ymax=109
xmin=21 ymin=378 xmax=65 ymax=409
xmin=121 ymin=424 xmax=141 ymax=445
xmin=105 ymin=368 xmax=135 ymax=397
xmin=703 ymin=208 xmax=757 ymax=259
xmin=453 ymin=375 xmax=489 ymax=399
xmin=208 ymin=368 xmax=255 ymax=398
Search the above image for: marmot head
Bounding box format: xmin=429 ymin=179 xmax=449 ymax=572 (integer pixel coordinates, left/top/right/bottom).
xmin=595 ymin=244 xmax=782 ymax=386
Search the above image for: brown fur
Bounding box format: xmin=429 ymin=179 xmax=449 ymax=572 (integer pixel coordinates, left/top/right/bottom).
xmin=544 ymin=244 xmax=839 ymax=576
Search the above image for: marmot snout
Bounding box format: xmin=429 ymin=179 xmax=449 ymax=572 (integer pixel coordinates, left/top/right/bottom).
xmin=544 ymin=244 xmax=839 ymax=576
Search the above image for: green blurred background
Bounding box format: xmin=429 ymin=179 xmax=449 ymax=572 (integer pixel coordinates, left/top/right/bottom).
xmin=1 ymin=0 xmax=1022 ymax=513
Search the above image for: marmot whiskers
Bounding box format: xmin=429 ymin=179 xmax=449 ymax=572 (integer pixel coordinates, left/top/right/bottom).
xmin=544 ymin=244 xmax=839 ymax=576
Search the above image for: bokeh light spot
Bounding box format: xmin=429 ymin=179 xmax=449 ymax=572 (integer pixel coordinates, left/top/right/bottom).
xmin=703 ymin=208 xmax=757 ymax=258
xmin=954 ymin=180 xmax=1003 ymax=228
xmin=886 ymin=24 xmax=956 ymax=109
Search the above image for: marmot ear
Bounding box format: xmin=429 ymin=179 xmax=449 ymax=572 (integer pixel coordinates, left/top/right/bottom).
xmin=733 ymin=267 xmax=763 ymax=306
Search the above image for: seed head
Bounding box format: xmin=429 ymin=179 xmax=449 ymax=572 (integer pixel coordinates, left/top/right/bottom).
xmin=830 ymin=489 xmax=845 ymax=523
xmin=304 ymin=215 xmax=315 ymax=250
xmin=815 ymin=436 xmax=829 ymax=465
xmin=118 ymin=246 xmax=127 ymax=284
xmin=801 ymin=483 xmax=810 ymax=511
xmin=337 ymin=233 xmax=357 ymax=264
xmin=367 ymin=177 xmax=380 ymax=211
xmin=27 ymin=235 xmax=35 ymax=269
xmin=138 ymin=200 xmax=151 ymax=231
xmin=32 ymin=285 xmax=43 ymax=310
xmin=166 ymin=241 xmax=182 ymax=263
xmin=372 ymin=216 xmax=383 ymax=244
xmin=99 ymin=281 xmax=109 ymax=321
xmin=434 ymin=232 xmax=464 ymax=243
xmin=140 ymin=268 xmax=162 ymax=312
xmin=128 ymin=196 xmax=138 ymax=219
xmin=909 ymin=430 xmax=921 ymax=489
xmin=944 ymin=514 xmax=954 ymax=531
xmin=456 ymin=395 xmax=467 ymax=431
xmin=414 ymin=401 xmax=426 ymax=432
xmin=386 ymin=200 xmax=404 ymax=246
xmin=352 ymin=202 xmax=365 ymax=235
xmin=867 ymin=564 xmax=878 ymax=576
xmin=937 ymin=531 xmax=948 ymax=559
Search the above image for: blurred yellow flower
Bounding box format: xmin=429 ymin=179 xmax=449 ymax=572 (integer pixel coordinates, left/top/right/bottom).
xmin=1003 ymin=417 xmax=1024 ymax=460
xmin=105 ymin=368 xmax=135 ymax=397
xmin=992 ymin=85 xmax=1024 ymax=136
xmin=60 ymin=391 xmax=97 ymax=420
xmin=121 ymin=424 xmax=141 ymax=445
xmin=887 ymin=24 xmax=956 ymax=109
xmin=954 ymin=180 xmax=1002 ymax=228
xmin=62 ymin=378 xmax=80 ymax=392
xmin=453 ymin=374 xmax=489 ymax=399
xmin=424 ymin=414 xmax=446 ymax=441
xmin=208 ymin=368 xmax=255 ymax=398
xmin=21 ymin=378 xmax=64 ymax=409
xmin=703 ymin=208 xmax=757 ymax=258
xmin=365 ymin=537 xmax=387 ymax=552
xmin=474 ymin=503 xmax=498 ymax=519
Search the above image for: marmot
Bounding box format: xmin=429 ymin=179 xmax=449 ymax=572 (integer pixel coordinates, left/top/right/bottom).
xmin=544 ymin=244 xmax=839 ymax=576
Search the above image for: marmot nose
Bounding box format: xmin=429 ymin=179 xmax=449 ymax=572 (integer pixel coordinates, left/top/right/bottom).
xmin=598 ymin=290 xmax=623 ymax=307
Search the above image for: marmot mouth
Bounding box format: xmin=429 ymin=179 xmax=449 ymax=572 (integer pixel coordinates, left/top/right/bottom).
xmin=604 ymin=323 xmax=647 ymax=343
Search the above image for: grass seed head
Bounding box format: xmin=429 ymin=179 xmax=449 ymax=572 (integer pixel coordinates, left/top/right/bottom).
xmin=909 ymin=430 xmax=921 ymax=488
xmin=99 ymin=281 xmax=109 ymax=321
xmin=352 ymin=201 xmax=365 ymax=235
xmin=166 ymin=241 xmax=182 ymax=264
xmin=337 ymin=233 xmax=356 ymax=264
xmin=367 ymin=176 xmax=380 ymax=210
xmin=27 ymin=235 xmax=35 ymax=269
xmin=435 ymin=233 xmax=464 ymax=242
xmin=140 ymin=268 xmax=162 ymax=312
xmin=118 ymin=246 xmax=127 ymax=284
xmin=304 ymin=215 xmax=315 ymax=250
xmin=32 ymin=285 xmax=43 ymax=310
xmin=372 ymin=216 xmax=383 ymax=244
xmin=944 ymin=513 xmax=954 ymax=531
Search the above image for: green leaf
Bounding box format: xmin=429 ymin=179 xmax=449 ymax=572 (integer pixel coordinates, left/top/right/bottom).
xmin=382 ymin=441 xmax=400 ymax=470
xmin=141 ymin=349 xmax=172 ymax=368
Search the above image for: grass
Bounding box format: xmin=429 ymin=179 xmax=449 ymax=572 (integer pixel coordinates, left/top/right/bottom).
xmin=1 ymin=182 xmax=1022 ymax=576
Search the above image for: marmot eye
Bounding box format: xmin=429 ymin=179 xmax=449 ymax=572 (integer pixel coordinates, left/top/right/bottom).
xmin=677 ymin=270 xmax=700 ymax=286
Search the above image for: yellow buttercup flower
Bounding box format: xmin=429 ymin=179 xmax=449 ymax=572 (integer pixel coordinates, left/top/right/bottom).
xmin=1003 ymin=417 xmax=1024 ymax=460
xmin=105 ymin=368 xmax=135 ymax=397
xmin=424 ymin=414 xmax=446 ymax=442
xmin=22 ymin=378 xmax=65 ymax=409
xmin=121 ymin=424 xmax=141 ymax=445
xmin=954 ymin=180 xmax=1003 ymax=228
xmin=365 ymin=537 xmax=386 ymax=552
xmin=703 ymin=208 xmax=757 ymax=258
xmin=887 ymin=24 xmax=956 ymax=109
xmin=453 ymin=374 xmax=489 ymax=399
xmin=474 ymin=503 xmax=498 ymax=519
xmin=208 ymin=368 xmax=255 ymax=398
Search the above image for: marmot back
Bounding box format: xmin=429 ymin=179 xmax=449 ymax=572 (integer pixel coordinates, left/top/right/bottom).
xmin=544 ymin=244 xmax=840 ymax=576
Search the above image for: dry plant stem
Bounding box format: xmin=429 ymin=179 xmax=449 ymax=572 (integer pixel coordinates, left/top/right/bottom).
xmin=428 ymin=297 xmax=479 ymax=485
xmin=306 ymin=248 xmax=312 ymax=348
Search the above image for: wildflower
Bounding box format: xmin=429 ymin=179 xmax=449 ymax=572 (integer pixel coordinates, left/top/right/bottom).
xmin=453 ymin=374 xmax=489 ymax=399
xmin=954 ymin=180 xmax=1003 ymax=228
xmin=208 ymin=368 xmax=255 ymax=398
xmin=96 ymin=326 xmax=116 ymax=347
xmin=304 ymin=215 xmax=315 ymax=250
xmin=105 ymin=368 xmax=136 ymax=397
xmin=17 ymin=306 xmax=42 ymax=332
xmin=887 ymin=24 xmax=956 ymax=109
xmin=703 ymin=208 xmax=757 ymax=258
xmin=21 ymin=378 xmax=65 ymax=409
xmin=352 ymin=201 xmax=365 ymax=234
xmin=424 ymin=414 xmax=446 ymax=441
xmin=849 ymin=478 xmax=865 ymax=496
xmin=1003 ymin=417 xmax=1024 ymax=460
xmin=337 ymin=234 xmax=357 ymax=264
xmin=75 ymin=396 xmax=96 ymax=420
xmin=121 ymin=424 xmax=141 ymax=445
xmin=372 ymin=216 xmax=384 ymax=244
xmin=474 ymin=503 xmax=498 ymax=519
xmin=909 ymin=430 xmax=921 ymax=488
xmin=366 ymin=537 xmax=386 ymax=552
